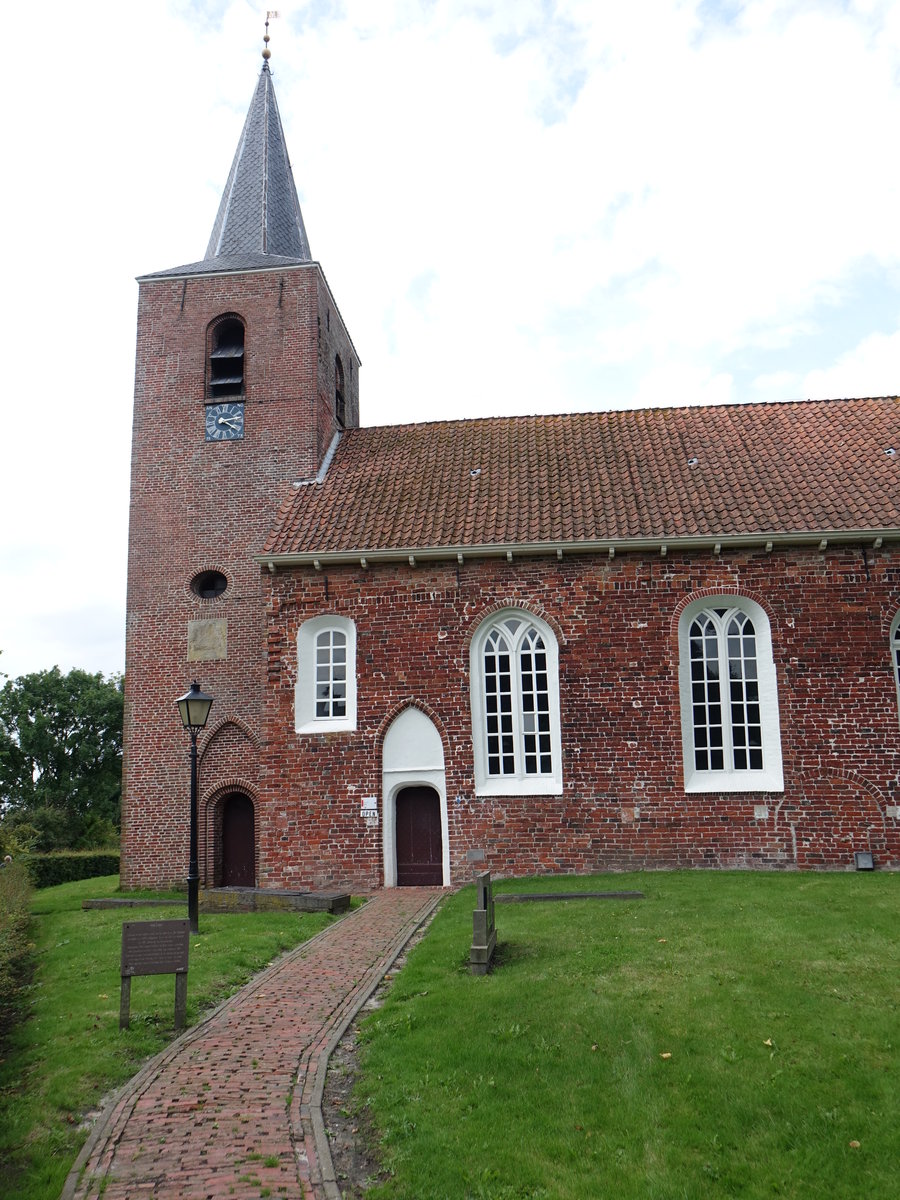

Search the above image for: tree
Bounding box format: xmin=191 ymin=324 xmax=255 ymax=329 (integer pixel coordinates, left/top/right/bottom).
xmin=0 ymin=667 xmax=123 ymax=851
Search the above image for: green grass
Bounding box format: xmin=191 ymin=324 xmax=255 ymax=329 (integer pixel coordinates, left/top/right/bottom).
xmin=0 ymin=874 xmax=336 ymax=1200
xmin=357 ymin=872 xmax=899 ymax=1199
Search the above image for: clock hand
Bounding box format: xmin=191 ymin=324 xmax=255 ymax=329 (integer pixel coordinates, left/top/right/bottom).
xmin=217 ymin=417 xmax=241 ymax=429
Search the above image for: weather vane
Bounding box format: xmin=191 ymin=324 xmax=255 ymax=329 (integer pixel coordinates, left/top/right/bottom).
xmin=263 ymin=10 xmax=278 ymax=63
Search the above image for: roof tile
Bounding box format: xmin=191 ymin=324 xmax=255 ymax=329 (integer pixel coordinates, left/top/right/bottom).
xmin=264 ymin=397 xmax=900 ymax=557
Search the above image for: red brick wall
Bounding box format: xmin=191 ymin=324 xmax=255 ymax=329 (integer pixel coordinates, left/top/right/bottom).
xmin=121 ymin=265 xmax=900 ymax=890
xmin=254 ymin=545 xmax=900 ymax=889
xmin=122 ymin=264 xmax=359 ymax=887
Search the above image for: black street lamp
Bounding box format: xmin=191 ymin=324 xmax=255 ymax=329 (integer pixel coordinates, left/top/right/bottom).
xmin=175 ymin=682 xmax=214 ymax=933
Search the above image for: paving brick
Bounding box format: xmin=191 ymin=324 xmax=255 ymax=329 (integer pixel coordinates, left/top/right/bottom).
xmin=64 ymin=889 xmax=441 ymax=1200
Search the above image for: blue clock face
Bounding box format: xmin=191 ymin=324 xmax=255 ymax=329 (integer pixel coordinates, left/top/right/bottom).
xmin=205 ymin=402 xmax=245 ymax=441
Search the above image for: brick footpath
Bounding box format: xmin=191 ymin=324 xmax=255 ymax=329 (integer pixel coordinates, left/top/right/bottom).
xmin=63 ymin=889 xmax=443 ymax=1200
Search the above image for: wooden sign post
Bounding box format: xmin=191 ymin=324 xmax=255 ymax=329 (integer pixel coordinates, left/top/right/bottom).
xmin=120 ymin=919 xmax=190 ymax=1030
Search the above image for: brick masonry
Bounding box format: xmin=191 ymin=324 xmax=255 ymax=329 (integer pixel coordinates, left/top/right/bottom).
xmin=122 ymin=264 xmax=900 ymax=891
xmin=64 ymin=888 xmax=442 ymax=1200
xmin=254 ymin=546 xmax=900 ymax=889
xmin=122 ymin=264 xmax=359 ymax=888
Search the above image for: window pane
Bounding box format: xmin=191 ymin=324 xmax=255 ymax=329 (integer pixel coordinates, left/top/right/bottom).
xmin=691 ymin=613 xmax=725 ymax=774
xmin=484 ymin=632 xmax=514 ymax=775
xmin=480 ymin=617 xmax=557 ymax=785
xmin=313 ymin=629 xmax=350 ymax=720
xmin=520 ymin=630 xmax=551 ymax=775
xmin=725 ymin=611 xmax=763 ymax=771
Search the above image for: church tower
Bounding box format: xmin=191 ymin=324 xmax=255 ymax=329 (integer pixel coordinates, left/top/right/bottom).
xmin=121 ymin=48 xmax=360 ymax=888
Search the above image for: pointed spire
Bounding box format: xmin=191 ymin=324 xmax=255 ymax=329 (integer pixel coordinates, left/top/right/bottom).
xmin=203 ymin=60 xmax=312 ymax=267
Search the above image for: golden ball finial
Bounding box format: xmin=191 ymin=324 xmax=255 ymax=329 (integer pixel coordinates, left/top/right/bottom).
xmin=262 ymin=11 xmax=277 ymax=64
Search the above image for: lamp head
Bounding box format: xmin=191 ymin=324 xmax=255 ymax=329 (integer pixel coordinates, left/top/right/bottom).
xmin=176 ymin=682 xmax=214 ymax=733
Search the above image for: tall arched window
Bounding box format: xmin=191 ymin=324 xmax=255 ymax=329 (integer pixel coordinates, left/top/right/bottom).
xmin=470 ymin=610 xmax=562 ymax=796
xmin=678 ymin=598 xmax=783 ymax=792
xmin=891 ymin=612 xmax=900 ymax=725
xmin=208 ymin=316 xmax=245 ymax=399
xmin=334 ymin=354 xmax=345 ymax=426
xmin=296 ymin=615 xmax=357 ymax=733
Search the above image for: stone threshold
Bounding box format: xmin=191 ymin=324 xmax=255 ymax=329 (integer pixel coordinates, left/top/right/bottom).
xmin=202 ymin=887 xmax=352 ymax=914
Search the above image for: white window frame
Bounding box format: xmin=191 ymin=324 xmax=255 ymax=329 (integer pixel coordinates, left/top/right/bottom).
xmin=470 ymin=609 xmax=563 ymax=797
xmin=677 ymin=597 xmax=783 ymax=793
xmin=891 ymin=611 xmax=900 ymax=727
xmin=296 ymin=615 xmax=357 ymax=734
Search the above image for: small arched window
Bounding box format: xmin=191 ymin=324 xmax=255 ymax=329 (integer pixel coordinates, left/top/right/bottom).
xmin=296 ymin=615 xmax=357 ymax=733
xmin=469 ymin=609 xmax=562 ymax=796
xmin=678 ymin=598 xmax=783 ymax=792
xmin=334 ymin=354 xmax=345 ymax=426
xmin=891 ymin=612 xmax=900 ymax=725
xmin=208 ymin=316 xmax=245 ymax=399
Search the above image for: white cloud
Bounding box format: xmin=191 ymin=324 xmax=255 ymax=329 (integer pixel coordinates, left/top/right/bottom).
xmin=804 ymin=323 xmax=900 ymax=399
xmin=1 ymin=0 xmax=899 ymax=677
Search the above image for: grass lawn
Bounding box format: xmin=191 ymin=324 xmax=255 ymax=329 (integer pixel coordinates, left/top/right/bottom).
xmin=0 ymin=874 xmax=336 ymax=1200
xmin=357 ymin=872 xmax=898 ymax=1199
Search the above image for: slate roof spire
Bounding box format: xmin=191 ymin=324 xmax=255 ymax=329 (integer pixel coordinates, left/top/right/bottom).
xmin=204 ymin=56 xmax=312 ymax=267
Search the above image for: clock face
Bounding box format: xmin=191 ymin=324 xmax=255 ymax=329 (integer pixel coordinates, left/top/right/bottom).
xmin=205 ymin=402 xmax=245 ymax=441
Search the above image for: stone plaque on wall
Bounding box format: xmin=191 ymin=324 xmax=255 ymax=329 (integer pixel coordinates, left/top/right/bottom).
xmin=188 ymin=619 xmax=227 ymax=662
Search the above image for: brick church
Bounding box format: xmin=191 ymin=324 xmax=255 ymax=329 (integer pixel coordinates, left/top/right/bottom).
xmin=122 ymin=55 xmax=900 ymax=893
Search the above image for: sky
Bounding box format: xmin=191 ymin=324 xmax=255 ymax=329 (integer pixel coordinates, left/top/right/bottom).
xmin=1 ymin=0 xmax=899 ymax=683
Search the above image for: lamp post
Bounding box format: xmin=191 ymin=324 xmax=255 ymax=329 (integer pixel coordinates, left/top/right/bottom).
xmin=175 ymin=682 xmax=214 ymax=934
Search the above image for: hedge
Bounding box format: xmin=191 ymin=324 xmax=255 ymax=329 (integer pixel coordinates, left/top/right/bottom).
xmin=22 ymin=850 xmax=120 ymax=889
xmin=0 ymin=862 xmax=33 ymax=1045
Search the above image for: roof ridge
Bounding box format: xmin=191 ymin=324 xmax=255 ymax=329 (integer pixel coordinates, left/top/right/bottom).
xmin=347 ymin=395 xmax=899 ymax=437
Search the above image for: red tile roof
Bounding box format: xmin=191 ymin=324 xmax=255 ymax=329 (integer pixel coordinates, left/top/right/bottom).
xmin=263 ymin=397 xmax=900 ymax=560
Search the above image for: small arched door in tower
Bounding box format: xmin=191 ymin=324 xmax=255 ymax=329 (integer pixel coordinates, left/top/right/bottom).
xmin=221 ymin=792 xmax=255 ymax=887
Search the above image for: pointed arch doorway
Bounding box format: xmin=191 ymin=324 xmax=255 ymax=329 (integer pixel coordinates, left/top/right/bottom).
xmin=220 ymin=792 xmax=255 ymax=887
xmin=382 ymin=708 xmax=449 ymax=887
xmin=395 ymin=786 xmax=442 ymax=885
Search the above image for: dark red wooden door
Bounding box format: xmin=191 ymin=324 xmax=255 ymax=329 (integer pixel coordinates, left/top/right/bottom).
xmin=396 ymin=787 xmax=442 ymax=886
xmin=222 ymin=793 xmax=255 ymax=887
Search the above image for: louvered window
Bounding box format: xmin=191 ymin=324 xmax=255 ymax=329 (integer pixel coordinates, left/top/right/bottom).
xmin=335 ymin=354 xmax=345 ymax=426
xmin=208 ymin=317 xmax=245 ymax=399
